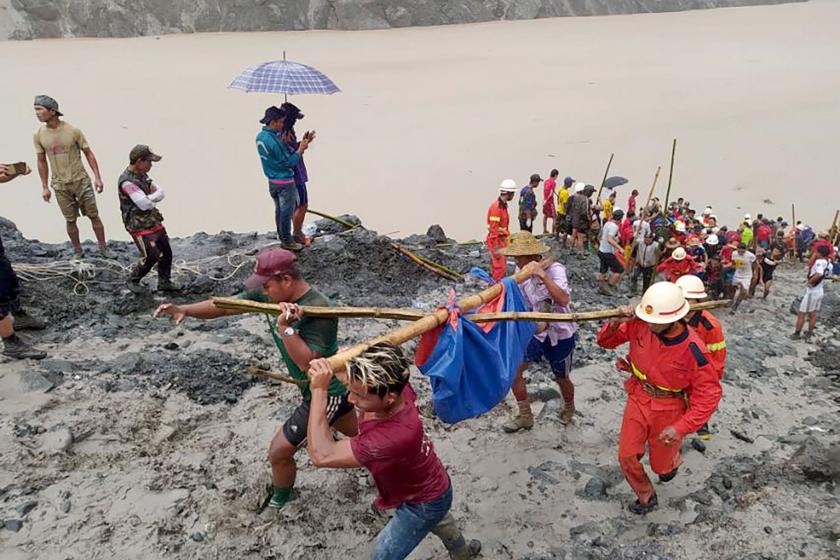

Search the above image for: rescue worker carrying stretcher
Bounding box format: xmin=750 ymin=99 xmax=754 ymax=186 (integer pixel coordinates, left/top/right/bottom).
xmin=596 ymin=281 xmax=722 ymax=514
xmin=486 ymin=179 xmax=517 ymax=281
xmin=676 ymin=274 xmax=726 ymax=440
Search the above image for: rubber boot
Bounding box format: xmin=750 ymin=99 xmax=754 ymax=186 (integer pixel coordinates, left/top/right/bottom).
xmin=431 ymin=513 xmax=482 ymax=559
xmin=2 ymin=334 xmax=47 ymax=360
xmin=157 ymin=278 xmax=181 ymax=292
xmin=558 ymin=379 xmax=576 ymax=425
xmin=13 ymin=310 xmax=46 ymax=331
xmin=502 ymin=400 xmax=534 ymax=433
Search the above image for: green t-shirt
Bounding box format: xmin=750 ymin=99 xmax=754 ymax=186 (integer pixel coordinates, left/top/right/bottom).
xmin=237 ymin=288 xmax=346 ymax=400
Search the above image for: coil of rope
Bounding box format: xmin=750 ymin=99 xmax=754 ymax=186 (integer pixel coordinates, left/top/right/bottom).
xmin=13 ymin=250 xmax=254 ymax=296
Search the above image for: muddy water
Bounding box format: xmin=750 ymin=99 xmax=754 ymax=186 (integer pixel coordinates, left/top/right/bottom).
xmin=1 ymin=0 xmax=838 ymax=243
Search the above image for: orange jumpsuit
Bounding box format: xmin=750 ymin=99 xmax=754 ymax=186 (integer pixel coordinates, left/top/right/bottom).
xmin=597 ymin=319 xmax=722 ymax=504
xmin=486 ymin=198 xmax=510 ymax=281
xmin=687 ymin=310 xmax=726 ymax=379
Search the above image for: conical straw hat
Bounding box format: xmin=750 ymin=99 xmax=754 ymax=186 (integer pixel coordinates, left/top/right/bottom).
xmin=499 ymin=232 xmax=551 ymax=256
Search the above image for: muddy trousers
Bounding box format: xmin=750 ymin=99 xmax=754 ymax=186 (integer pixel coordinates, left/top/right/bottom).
xmin=618 ymin=396 xmax=685 ymax=504
xmin=131 ymin=229 xmax=173 ymax=282
xmin=372 ymin=483 xmax=469 ymax=560
xmin=486 ymin=237 xmax=507 ymax=282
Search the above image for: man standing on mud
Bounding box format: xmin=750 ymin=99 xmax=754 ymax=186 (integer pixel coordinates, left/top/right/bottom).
xmin=256 ymin=106 xmax=313 ymax=252
xmin=0 ymin=162 xmax=47 ymax=360
xmin=153 ymin=249 xmax=357 ymax=511
xmin=597 ymin=282 xmax=721 ymax=514
xmin=33 ymin=95 xmax=111 ymax=259
xmin=307 ymin=343 xmax=481 ymax=560
xmin=792 ymin=244 xmax=831 ymax=340
xmin=498 ymin=233 xmax=578 ymax=431
xmin=118 ymin=145 xmax=179 ymax=293
xmin=567 ymin=182 xmax=590 ymax=256
xmin=486 ymin=180 xmax=516 ymax=281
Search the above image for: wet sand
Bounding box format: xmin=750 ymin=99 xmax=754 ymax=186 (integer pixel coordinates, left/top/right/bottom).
xmin=1 ymin=0 xmax=838 ymax=243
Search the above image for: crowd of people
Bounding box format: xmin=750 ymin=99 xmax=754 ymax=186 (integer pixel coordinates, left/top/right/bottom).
xmin=1 ymin=92 xmax=838 ymax=559
xmin=486 ymin=172 xmax=838 ymax=335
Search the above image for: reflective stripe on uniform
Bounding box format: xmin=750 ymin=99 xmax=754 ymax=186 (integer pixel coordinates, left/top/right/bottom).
xmin=630 ymin=361 xmax=682 ymax=393
xmin=488 ymin=217 xmax=501 ymax=222
xmin=707 ymin=340 xmax=726 ymax=352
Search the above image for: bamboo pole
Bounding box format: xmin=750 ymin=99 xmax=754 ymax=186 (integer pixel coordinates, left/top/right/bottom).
xmin=830 ymin=209 xmax=839 ymax=245
xmin=469 ymin=299 xmax=730 ymax=323
xmin=212 ymin=297 xmax=427 ymax=321
xmin=595 ymin=153 xmax=615 ymax=203
xmin=631 ymin=166 xmax=662 ymax=253
xmin=392 ymin=243 xmax=462 ymax=278
xmin=391 ymin=244 xmax=462 ymax=282
xmin=323 ymin=260 xmax=553 ymax=371
xmin=663 ymin=138 xmax=677 ymax=211
xmin=306 ymin=209 xmax=358 ymax=229
xmin=247 ymin=366 xmax=309 ymax=386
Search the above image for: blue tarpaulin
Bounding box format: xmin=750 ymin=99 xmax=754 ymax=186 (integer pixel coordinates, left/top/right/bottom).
xmin=416 ymin=278 xmax=536 ymax=424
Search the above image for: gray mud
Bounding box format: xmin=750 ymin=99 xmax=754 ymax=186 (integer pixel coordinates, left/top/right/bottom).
xmin=1 ymin=216 xmax=838 ymax=560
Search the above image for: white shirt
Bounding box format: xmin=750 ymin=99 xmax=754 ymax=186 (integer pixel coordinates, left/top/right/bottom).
xmin=806 ymin=258 xmax=829 ymax=295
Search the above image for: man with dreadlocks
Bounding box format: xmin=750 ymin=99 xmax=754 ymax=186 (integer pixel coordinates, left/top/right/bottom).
xmin=307 ymin=343 xmax=481 ymax=560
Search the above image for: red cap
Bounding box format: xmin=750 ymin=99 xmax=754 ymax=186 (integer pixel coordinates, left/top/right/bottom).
xmin=243 ymin=249 xmax=297 ymax=289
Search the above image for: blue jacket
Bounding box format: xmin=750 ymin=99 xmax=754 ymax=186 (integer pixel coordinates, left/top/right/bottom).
xmin=256 ymin=127 xmax=301 ymax=183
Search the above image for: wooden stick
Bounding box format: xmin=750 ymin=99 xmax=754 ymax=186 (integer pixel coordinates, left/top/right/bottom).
xmin=395 ymin=244 xmax=462 ymax=278
xmin=391 ymin=244 xmax=462 ymax=282
xmin=469 ymin=299 xmax=730 ymax=323
xmin=306 ymin=209 xmax=358 ymax=229
xmin=324 ymin=260 xmax=553 ymax=372
xmin=663 ymin=138 xmax=677 ymax=210
xmin=247 ymin=366 xmax=309 ymax=386
xmin=212 ymin=297 xmax=427 ymax=321
xmin=595 ymin=153 xmax=615 ymax=203
xmin=830 ymin=209 xmax=839 ymax=245
xmin=631 ymin=166 xmax=662 ymax=254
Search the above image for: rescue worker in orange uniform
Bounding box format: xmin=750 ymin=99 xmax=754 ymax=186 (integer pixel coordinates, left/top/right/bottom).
xmin=486 ymin=179 xmax=517 ymax=281
xmin=676 ymin=274 xmax=726 ymax=440
xmin=597 ymin=281 xmax=722 ymax=514
xmin=656 ymin=246 xmax=702 ymax=283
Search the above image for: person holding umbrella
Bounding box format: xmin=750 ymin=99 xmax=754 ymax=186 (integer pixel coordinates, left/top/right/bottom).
xmin=256 ymin=106 xmax=314 ymax=252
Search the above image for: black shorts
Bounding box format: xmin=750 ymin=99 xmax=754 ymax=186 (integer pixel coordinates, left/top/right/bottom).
xmin=598 ymin=251 xmax=624 ymax=274
xmin=282 ymin=393 xmax=355 ymax=448
xmin=0 ymin=236 xmax=21 ymax=320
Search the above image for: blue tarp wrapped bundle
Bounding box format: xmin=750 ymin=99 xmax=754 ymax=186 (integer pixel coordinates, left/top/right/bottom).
xmin=415 ymin=278 xmax=535 ymax=424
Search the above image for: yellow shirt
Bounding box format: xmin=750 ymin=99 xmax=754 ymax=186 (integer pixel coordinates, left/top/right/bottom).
xmin=34 ymin=121 xmax=91 ymax=188
xmin=603 ymin=199 xmax=613 ymax=220
xmin=556 ymin=187 xmax=570 ymax=215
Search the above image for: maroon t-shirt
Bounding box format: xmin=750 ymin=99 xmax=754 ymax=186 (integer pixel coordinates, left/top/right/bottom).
xmin=350 ymin=384 xmax=450 ymax=510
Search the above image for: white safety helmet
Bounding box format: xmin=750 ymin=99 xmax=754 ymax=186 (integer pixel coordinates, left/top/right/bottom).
xmin=744 ymin=213 xmax=751 ymax=221
xmin=574 ymin=181 xmax=586 ymax=193
xmin=499 ymin=179 xmax=517 ymax=193
xmin=702 ymin=206 xmax=712 ymax=216
xmin=672 ymin=247 xmax=687 ymax=261
xmin=706 ymin=234 xmax=719 ymax=246
xmin=674 ymin=221 xmax=686 ymax=233
xmin=675 ymin=274 xmax=708 ymax=300
xmin=635 ymin=282 xmax=690 ymax=325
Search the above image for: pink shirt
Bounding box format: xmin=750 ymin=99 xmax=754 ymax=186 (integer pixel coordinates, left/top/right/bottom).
xmin=520 ymin=262 xmax=577 ymax=344
xmin=350 ymin=384 xmax=450 ymax=510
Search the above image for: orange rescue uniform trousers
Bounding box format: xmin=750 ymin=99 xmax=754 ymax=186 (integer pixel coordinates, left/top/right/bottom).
xmin=618 ymin=384 xmax=686 ymax=505
xmin=486 ymin=236 xmax=507 ymax=282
